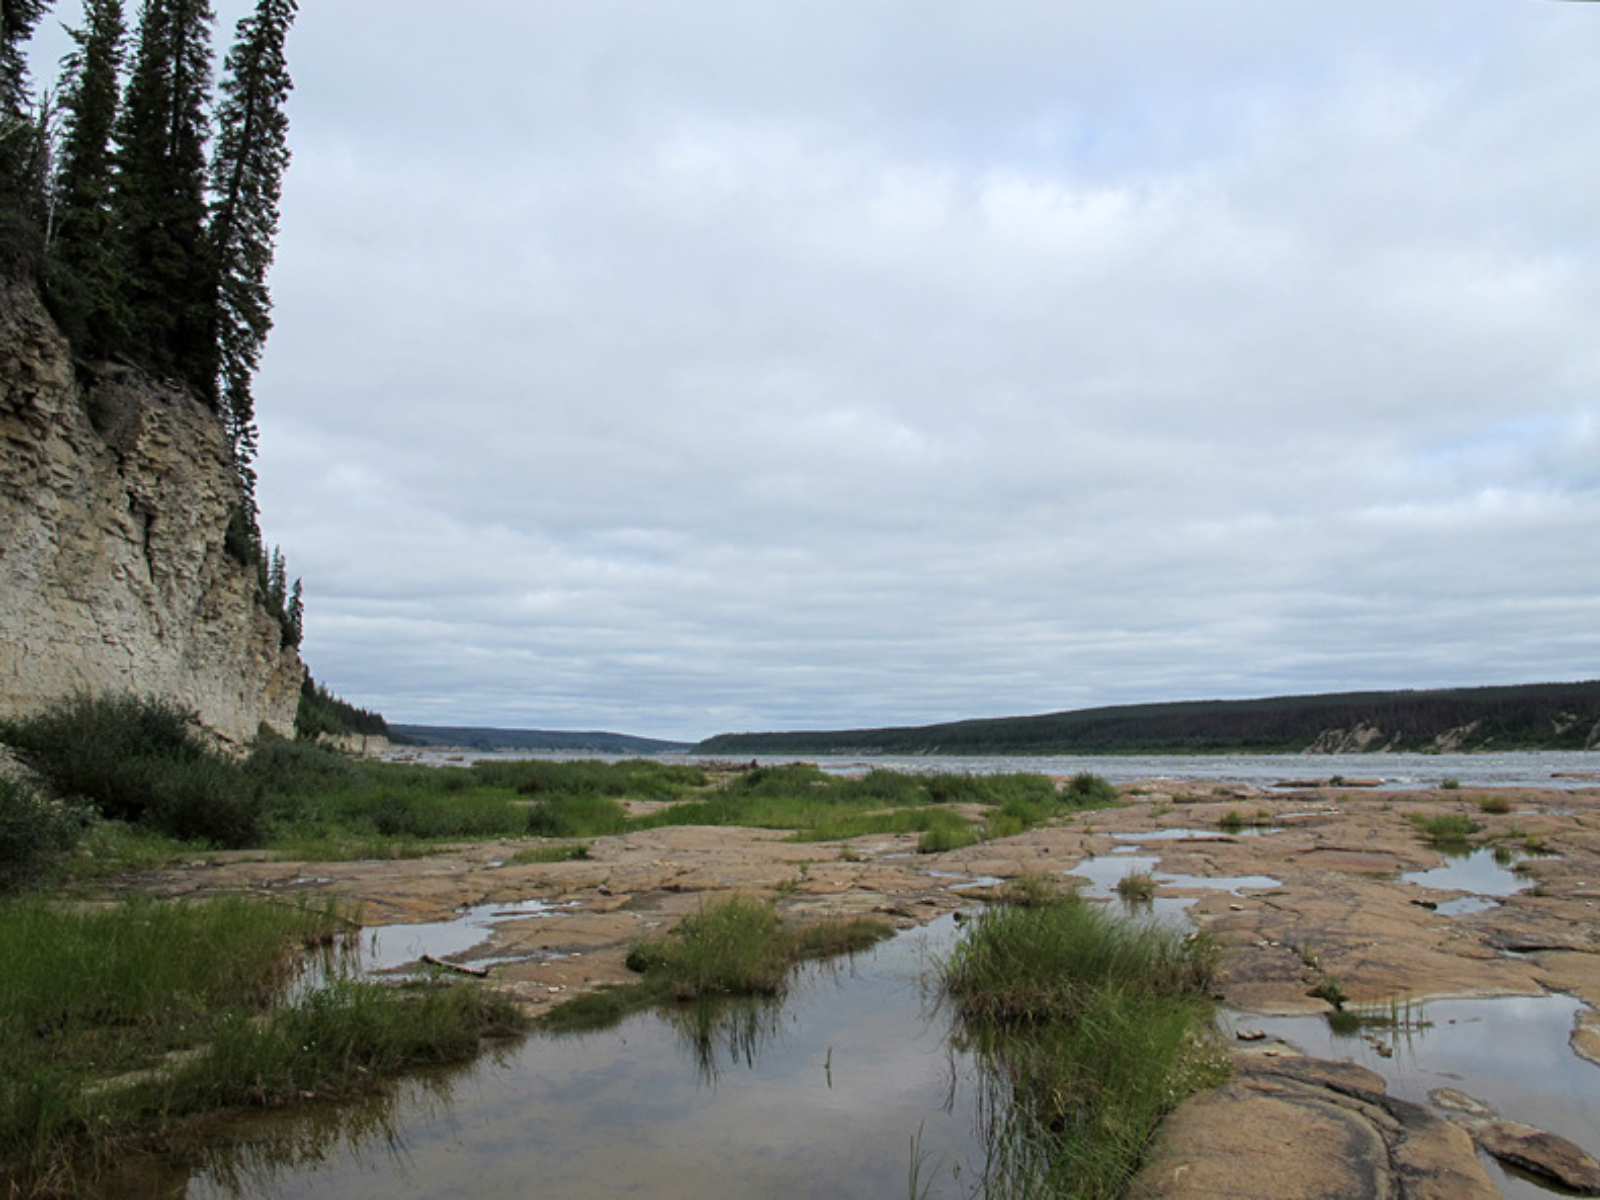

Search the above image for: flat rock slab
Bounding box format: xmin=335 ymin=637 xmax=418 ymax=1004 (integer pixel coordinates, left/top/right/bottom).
xmin=1475 ymin=1121 xmax=1600 ymax=1194
xmin=1132 ymin=1054 xmax=1498 ymax=1200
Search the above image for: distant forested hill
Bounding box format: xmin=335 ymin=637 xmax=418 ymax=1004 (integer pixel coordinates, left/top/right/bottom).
xmin=693 ymin=682 xmax=1600 ymax=756
xmin=389 ymin=725 xmax=691 ymax=754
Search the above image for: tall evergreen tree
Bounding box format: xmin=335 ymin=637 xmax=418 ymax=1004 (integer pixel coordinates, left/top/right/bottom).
xmin=48 ymin=0 xmax=127 ymax=351
xmin=111 ymin=0 xmax=214 ymax=388
xmin=0 ymin=0 xmax=51 ymax=275
xmin=206 ymin=0 xmax=294 ymax=511
xmin=1 ymin=0 xmax=49 ymax=119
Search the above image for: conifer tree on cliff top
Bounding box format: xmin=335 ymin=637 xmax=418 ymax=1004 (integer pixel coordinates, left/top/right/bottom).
xmin=1 ymin=0 xmax=49 ymax=121
xmin=0 ymin=0 xmax=51 ymax=261
xmin=111 ymin=0 xmax=216 ymax=392
xmin=207 ymin=0 xmax=295 ymax=520
xmin=50 ymin=0 xmax=129 ymax=356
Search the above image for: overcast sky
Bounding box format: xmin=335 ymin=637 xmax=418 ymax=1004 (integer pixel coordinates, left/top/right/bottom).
xmin=34 ymin=2 xmax=1600 ymax=740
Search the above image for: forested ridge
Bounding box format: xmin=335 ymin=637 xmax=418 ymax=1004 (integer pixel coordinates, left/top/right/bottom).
xmin=694 ymin=681 xmax=1600 ymax=756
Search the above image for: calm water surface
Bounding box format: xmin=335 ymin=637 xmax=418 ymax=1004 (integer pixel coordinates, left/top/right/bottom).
xmin=100 ymin=919 xmax=994 ymax=1200
xmin=410 ymin=749 xmax=1600 ymax=790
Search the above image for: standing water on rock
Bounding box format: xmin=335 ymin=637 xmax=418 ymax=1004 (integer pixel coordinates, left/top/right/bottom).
xmin=94 ymin=918 xmax=997 ymax=1200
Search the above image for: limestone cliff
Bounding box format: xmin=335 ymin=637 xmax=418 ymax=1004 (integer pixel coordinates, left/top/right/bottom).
xmin=0 ymin=278 xmax=302 ymax=747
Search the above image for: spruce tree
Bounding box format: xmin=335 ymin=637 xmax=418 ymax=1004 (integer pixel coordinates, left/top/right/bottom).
xmin=206 ymin=0 xmax=294 ymax=513
xmin=111 ymin=0 xmax=215 ymax=388
xmin=0 ymin=0 xmax=51 ymax=275
xmin=49 ymin=0 xmax=127 ymax=352
xmin=1 ymin=0 xmax=50 ymax=119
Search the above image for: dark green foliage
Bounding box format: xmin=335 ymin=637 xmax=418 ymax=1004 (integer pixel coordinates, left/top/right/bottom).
xmin=0 ymin=775 xmax=91 ymax=892
xmin=0 ymin=691 xmax=207 ymax=822
xmin=696 ymin=681 xmax=1600 ymax=756
xmin=295 ymin=673 xmax=389 ymax=739
xmin=111 ymin=0 xmax=217 ymax=389
xmin=0 ymin=0 xmax=50 ymax=282
xmin=1 ymin=1 xmax=49 ymax=118
xmin=0 ymin=692 xmax=273 ymax=845
xmin=46 ymin=0 xmax=129 ymax=354
xmin=473 ymin=757 xmax=704 ymax=799
xmin=525 ymin=791 xmax=630 ymax=837
xmin=1063 ymin=770 xmax=1118 ymax=806
xmin=207 ymin=0 xmax=295 ymax=503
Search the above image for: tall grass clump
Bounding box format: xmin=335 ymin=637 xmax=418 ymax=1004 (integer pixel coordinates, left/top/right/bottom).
xmin=1062 ymin=772 xmax=1119 ymax=808
xmin=544 ymin=896 xmax=891 ymax=1033
xmin=0 ymin=895 xmax=523 ymax=1194
xmin=941 ymin=895 xmax=1224 ymax=1199
xmin=1408 ymin=811 xmax=1478 ymax=848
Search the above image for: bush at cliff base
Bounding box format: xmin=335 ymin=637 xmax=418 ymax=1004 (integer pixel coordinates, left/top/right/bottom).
xmin=0 ymin=775 xmax=89 ymax=891
xmin=0 ymin=693 xmax=267 ymax=847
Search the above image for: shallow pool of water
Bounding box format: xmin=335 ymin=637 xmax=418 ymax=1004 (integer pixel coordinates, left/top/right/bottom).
xmin=1232 ymin=994 xmax=1599 ymax=1200
xmin=95 ymin=919 xmax=1009 ymax=1200
xmin=1067 ymin=854 xmax=1280 ymax=900
xmin=1114 ymin=827 xmax=1276 ymax=842
xmin=361 ymin=899 xmax=575 ymax=974
xmin=1402 ymin=848 xmax=1537 ymax=898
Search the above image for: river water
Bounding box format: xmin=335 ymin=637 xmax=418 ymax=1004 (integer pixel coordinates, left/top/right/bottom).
xmin=405 ymin=747 xmax=1600 ymax=790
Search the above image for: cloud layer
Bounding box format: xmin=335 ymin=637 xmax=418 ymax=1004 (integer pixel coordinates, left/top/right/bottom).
xmin=46 ymin=1 xmax=1600 ymax=738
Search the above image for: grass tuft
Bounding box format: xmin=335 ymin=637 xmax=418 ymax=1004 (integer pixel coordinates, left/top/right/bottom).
xmin=941 ymin=895 xmax=1224 ymax=1199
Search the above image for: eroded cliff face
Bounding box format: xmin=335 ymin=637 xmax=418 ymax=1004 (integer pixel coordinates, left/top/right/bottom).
xmin=0 ymin=279 xmax=302 ymax=747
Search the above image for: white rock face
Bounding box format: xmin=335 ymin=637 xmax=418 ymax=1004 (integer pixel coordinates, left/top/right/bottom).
xmin=0 ymin=279 xmax=302 ymax=747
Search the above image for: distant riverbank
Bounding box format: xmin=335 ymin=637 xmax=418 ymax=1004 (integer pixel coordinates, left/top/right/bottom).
xmin=381 ymin=748 xmax=1599 ymax=791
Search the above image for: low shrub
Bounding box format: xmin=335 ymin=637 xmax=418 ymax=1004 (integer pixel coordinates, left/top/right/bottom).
xmin=0 ymin=776 xmax=89 ymax=892
xmin=0 ymin=694 xmax=268 ymax=846
xmin=1062 ymin=772 xmax=1118 ymax=808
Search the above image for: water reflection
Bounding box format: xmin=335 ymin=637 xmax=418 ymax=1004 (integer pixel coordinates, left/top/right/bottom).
xmin=662 ymin=994 xmax=787 ymax=1086
xmin=96 ymin=919 xmax=992 ymax=1200
xmin=1232 ymin=995 xmax=1599 ymax=1200
xmin=1402 ymin=846 xmax=1539 ymax=897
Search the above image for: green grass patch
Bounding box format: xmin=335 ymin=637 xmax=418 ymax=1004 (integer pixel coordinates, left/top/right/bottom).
xmin=0 ymin=895 xmax=523 ymax=1194
xmin=1475 ymin=795 xmax=1512 ymax=815
xmin=1062 ymin=771 xmax=1119 ymax=807
xmin=1407 ymin=811 xmax=1479 ymax=847
xmin=1115 ymin=871 xmax=1158 ymax=903
xmin=507 ymin=841 xmax=592 ymax=864
xmin=540 ymin=895 xmax=892 ymax=1033
xmin=940 ymin=895 xmax=1224 ymax=1200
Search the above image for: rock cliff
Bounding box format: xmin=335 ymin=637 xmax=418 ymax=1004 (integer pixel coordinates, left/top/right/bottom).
xmin=0 ymin=278 xmax=302 ymax=747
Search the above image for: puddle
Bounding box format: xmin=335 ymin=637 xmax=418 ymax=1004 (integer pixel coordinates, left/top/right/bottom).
xmin=361 ymin=900 xmax=574 ymax=974
xmin=1066 ymin=855 xmax=1281 ymax=900
xmin=1231 ymin=994 xmax=1599 ymax=1200
xmin=1115 ymin=827 xmax=1276 ymax=842
xmin=926 ymin=870 xmax=1004 ymax=891
xmin=1155 ymin=872 xmax=1282 ymax=895
xmin=1066 ymin=854 xmax=1162 ymax=898
xmin=1402 ymin=848 xmax=1537 ymax=899
xmin=1434 ymin=896 xmax=1500 ymax=917
xmin=92 ymin=918 xmax=1003 ymax=1200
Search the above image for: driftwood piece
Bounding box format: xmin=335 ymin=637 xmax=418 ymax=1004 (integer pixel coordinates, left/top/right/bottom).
xmin=421 ymin=955 xmax=490 ymax=977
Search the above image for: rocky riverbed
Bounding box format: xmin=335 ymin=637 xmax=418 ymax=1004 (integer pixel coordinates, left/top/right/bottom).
xmin=118 ymin=778 xmax=1600 ymax=1199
